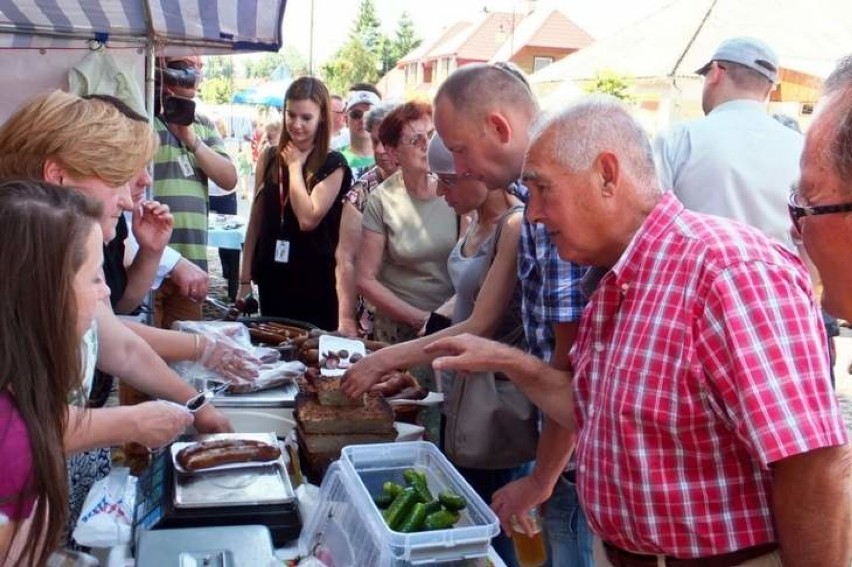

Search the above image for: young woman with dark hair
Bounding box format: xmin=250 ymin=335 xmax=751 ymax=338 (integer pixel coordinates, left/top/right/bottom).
xmin=240 ymin=76 xmax=352 ymax=329
xmin=0 ymin=180 xmax=107 ymax=565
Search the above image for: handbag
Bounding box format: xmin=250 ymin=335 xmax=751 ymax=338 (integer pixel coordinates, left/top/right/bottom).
xmin=442 ymin=205 xmax=539 ymax=470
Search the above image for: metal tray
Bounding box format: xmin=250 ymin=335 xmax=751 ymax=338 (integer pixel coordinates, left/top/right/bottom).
xmin=172 ymin=433 xmax=295 ymax=508
xmin=192 ymin=377 xmax=298 ymax=408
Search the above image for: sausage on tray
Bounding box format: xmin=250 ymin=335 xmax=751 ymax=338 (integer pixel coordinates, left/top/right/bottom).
xmin=176 ymin=439 xmax=281 ymax=471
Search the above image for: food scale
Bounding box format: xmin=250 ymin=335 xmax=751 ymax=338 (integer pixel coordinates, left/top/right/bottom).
xmin=133 ymin=433 xmax=301 ymax=548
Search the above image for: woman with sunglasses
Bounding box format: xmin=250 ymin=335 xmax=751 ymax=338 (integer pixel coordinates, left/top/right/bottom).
xmin=240 ymin=77 xmax=352 ymax=330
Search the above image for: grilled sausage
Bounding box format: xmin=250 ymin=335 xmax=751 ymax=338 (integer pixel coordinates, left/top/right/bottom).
xmin=176 ymin=439 xmax=281 ymax=471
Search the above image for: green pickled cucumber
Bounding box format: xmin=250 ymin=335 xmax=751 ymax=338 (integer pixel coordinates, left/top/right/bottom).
xmin=423 ymin=500 xmax=443 ymax=515
xmin=383 ymin=487 xmax=418 ymax=530
xmin=373 ymin=492 xmax=394 ymax=509
xmin=383 ymin=481 xmax=404 ymax=498
xmin=423 ymin=509 xmax=460 ymax=530
xmin=438 ymin=490 xmax=467 ymax=511
xmin=399 ymin=502 xmax=428 ymax=533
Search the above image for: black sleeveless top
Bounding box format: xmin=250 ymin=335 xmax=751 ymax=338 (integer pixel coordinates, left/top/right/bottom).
xmin=251 ymin=147 xmax=352 ymax=329
xmin=103 ymin=215 xmax=129 ymax=309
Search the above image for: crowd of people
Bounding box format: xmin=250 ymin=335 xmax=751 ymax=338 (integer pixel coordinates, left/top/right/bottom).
xmin=0 ymin=36 xmax=850 ymax=567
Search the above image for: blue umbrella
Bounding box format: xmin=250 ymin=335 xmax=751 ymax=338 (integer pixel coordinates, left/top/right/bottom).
xmin=232 ymin=79 xmax=290 ymax=107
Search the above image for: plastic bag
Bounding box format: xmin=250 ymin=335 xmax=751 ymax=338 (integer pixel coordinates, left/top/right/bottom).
xmin=72 ymin=468 xmax=136 ymax=548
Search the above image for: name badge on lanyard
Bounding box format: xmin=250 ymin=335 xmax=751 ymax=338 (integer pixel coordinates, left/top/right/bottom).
xmin=177 ymin=154 xmax=194 ymax=177
xmin=275 ymin=162 xmax=291 ymax=264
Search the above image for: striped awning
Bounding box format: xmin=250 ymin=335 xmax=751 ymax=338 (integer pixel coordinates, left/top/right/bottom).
xmin=0 ymin=0 xmax=287 ymax=53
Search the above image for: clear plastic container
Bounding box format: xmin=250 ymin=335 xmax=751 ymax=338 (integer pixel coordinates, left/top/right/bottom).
xmin=298 ymin=461 xmax=388 ymax=566
xmin=339 ymin=441 xmax=500 ymax=565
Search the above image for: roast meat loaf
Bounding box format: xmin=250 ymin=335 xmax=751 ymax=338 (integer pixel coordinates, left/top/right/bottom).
xmin=295 ymin=393 xmax=394 ymax=435
xmin=176 ymin=439 xmax=281 ymax=471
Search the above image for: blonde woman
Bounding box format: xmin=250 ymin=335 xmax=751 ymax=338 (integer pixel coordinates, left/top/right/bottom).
xmin=0 ymin=91 xmax=236 ymax=540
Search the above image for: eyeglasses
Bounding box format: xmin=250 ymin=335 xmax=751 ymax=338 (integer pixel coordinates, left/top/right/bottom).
xmin=401 ymin=129 xmax=435 ymax=149
xmin=788 ymin=186 xmax=852 ymax=234
xmin=348 ymin=108 xmax=365 ymax=120
xmin=430 ymin=172 xmax=470 ymax=188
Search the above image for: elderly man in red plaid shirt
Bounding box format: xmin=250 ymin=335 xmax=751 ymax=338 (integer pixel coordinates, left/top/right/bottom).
xmin=428 ymin=96 xmax=851 ymax=566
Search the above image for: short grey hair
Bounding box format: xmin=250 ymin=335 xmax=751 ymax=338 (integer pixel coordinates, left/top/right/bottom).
xmin=529 ymin=95 xmax=659 ymax=196
xmin=824 ymin=55 xmax=852 ymax=95
xmin=365 ymin=102 xmax=398 ymax=133
xmin=820 ymin=56 xmax=852 ymax=187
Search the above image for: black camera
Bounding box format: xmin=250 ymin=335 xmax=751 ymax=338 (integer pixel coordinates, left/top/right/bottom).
xmin=154 ymin=61 xmax=199 ymax=125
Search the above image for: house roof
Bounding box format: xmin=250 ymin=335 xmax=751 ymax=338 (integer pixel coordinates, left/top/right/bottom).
xmin=428 ymin=11 xmax=523 ymax=61
xmin=490 ymin=8 xmax=593 ymax=62
xmin=530 ymin=0 xmax=852 ymax=84
xmin=398 ymin=21 xmax=471 ymax=65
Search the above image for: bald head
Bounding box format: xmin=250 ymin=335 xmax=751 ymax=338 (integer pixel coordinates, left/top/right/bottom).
xmin=529 ymin=95 xmax=660 ymax=200
xmin=814 ymin=55 xmax=852 ymax=190
xmin=435 ymin=63 xmax=538 ymax=122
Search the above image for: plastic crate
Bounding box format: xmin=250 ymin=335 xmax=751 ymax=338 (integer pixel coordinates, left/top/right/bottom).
xmin=298 ymin=462 xmax=388 ymax=565
xmin=339 ymin=441 xmax=500 ymax=565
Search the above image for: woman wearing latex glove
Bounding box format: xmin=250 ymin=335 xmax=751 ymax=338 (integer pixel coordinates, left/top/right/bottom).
xmin=123 ymin=321 xmax=261 ymax=382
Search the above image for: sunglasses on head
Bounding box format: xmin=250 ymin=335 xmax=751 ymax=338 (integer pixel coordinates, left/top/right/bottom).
xmin=348 ymin=108 xmax=365 ymax=120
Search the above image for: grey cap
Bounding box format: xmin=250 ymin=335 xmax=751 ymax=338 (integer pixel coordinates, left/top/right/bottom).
xmin=427 ymin=133 xmax=455 ymax=175
xmin=696 ymin=36 xmax=779 ymax=83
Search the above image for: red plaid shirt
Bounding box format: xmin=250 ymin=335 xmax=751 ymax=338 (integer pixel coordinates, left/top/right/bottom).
xmin=572 ymin=193 xmax=848 ymax=557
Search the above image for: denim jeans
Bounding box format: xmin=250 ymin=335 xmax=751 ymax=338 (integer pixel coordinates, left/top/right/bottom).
xmin=455 ymin=463 xmax=533 ymax=567
xmin=543 ymin=473 xmax=594 ymax=567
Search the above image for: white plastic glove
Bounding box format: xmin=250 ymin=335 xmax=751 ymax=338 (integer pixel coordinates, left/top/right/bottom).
xmin=197 ymin=334 xmax=261 ymax=382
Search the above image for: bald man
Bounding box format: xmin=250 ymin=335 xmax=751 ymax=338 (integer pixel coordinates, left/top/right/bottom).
xmin=433 ymin=63 xmax=593 ymax=566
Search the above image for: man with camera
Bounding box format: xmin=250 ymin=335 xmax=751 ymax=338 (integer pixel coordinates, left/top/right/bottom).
xmin=153 ymin=55 xmax=238 ymax=328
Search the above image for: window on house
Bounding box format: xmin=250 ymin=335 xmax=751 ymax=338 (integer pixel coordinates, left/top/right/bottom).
xmin=533 ymin=56 xmax=554 ymax=73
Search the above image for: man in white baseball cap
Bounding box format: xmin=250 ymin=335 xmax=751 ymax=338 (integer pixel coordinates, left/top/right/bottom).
xmin=653 ymin=36 xmax=801 ymax=249
xmin=341 ymin=84 xmax=382 ymax=180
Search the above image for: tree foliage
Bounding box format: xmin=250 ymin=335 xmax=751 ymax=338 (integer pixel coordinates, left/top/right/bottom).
xmin=320 ymin=0 xmax=422 ymax=93
xmin=585 ymin=70 xmax=634 ymax=102
xmin=391 ymin=12 xmax=421 ymax=64
xmin=198 ymin=76 xmax=233 ymax=104
xmin=322 ymin=37 xmax=379 ymax=95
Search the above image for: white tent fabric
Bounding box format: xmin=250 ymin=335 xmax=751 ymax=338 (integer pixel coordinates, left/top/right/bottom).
xmin=0 ymin=0 xmax=287 ymax=53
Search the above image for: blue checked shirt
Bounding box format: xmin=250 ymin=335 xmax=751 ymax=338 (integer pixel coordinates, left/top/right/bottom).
xmin=511 ymin=183 xmax=588 ymax=361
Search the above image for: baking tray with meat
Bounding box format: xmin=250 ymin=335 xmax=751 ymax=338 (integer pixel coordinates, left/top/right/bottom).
xmin=172 ymin=437 xmax=282 ymax=473
xmin=294 ymin=393 xmax=395 ymax=435
xmin=171 ymin=433 xmax=296 ymax=508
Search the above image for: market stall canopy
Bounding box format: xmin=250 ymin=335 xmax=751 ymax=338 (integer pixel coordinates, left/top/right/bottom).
xmin=0 ymin=0 xmax=287 ymax=53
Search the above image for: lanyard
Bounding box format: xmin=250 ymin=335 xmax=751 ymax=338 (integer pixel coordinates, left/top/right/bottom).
xmin=278 ymin=162 xmax=290 ymax=226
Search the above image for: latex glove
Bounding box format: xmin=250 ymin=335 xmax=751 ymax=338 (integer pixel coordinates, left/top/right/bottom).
xmin=491 ymin=474 xmax=554 ymax=537
xmin=131 ymin=400 xmax=194 ymax=449
xmin=197 ymin=334 xmax=261 ymax=381
xmin=193 ymin=404 xmax=234 ymax=434
xmin=132 ymin=199 xmax=173 ymax=254
xmin=170 ymin=257 xmax=208 ymax=302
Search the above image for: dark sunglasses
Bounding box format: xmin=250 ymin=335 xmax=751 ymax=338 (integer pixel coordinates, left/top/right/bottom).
xmin=348 ymin=108 xmax=365 ymax=120
xmin=788 ymin=186 xmax=852 ymax=234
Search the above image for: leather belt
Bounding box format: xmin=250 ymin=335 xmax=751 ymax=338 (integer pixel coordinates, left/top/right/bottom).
xmin=603 ymin=541 xmax=778 ymax=567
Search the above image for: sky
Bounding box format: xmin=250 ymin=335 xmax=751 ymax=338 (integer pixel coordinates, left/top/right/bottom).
xmin=281 ymin=0 xmax=675 ymax=71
